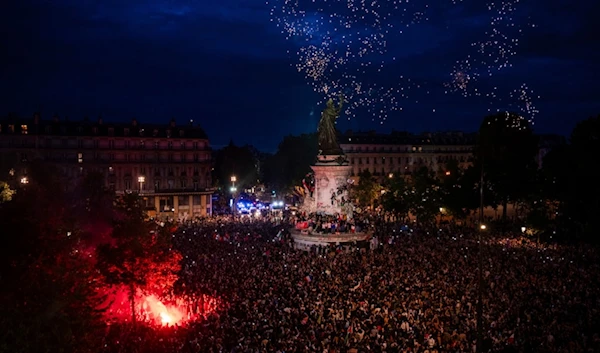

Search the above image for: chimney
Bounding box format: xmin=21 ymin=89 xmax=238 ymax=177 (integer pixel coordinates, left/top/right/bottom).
xmin=170 ymin=118 xmax=176 ymax=128
xmin=33 ymin=112 xmax=40 ymax=124
xmin=98 ymin=116 xmax=103 ymax=125
xmin=132 ymin=118 xmax=138 ymax=126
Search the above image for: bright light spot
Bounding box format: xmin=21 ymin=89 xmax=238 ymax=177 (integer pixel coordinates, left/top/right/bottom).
xmin=160 ymin=312 xmax=172 ymax=325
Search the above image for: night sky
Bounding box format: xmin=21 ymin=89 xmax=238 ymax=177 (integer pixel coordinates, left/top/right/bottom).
xmin=1 ymin=0 xmax=599 ymax=151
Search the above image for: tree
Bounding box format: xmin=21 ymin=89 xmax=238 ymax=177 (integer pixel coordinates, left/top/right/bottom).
xmin=213 ymin=141 xmax=259 ymax=190
xmin=380 ymin=173 xmax=410 ymax=219
xmin=71 ymin=171 xmax=116 ymax=247
xmin=263 ymin=133 xmax=318 ymax=194
xmin=0 ymin=161 xmax=106 ymax=353
xmin=439 ymin=161 xmax=480 ymax=220
xmin=543 ymin=115 xmax=600 ymax=242
xmin=96 ymin=193 xmax=182 ymax=324
xmin=351 ymin=170 xmax=381 ymax=208
xmin=476 ymin=112 xmax=538 ymax=222
xmin=407 ymin=167 xmax=443 ymax=225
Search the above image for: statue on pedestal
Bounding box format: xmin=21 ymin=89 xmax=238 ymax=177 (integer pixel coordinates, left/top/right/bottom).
xmin=317 ymin=94 xmax=344 ymax=155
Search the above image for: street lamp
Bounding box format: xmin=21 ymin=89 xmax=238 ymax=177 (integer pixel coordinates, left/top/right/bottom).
xmin=20 ymin=177 xmax=29 ymax=184
xmin=138 ymin=176 xmax=145 ymax=192
xmin=477 ymin=160 xmax=485 ymax=353
xmin=230 ymin=176 xmax=237 ymax=215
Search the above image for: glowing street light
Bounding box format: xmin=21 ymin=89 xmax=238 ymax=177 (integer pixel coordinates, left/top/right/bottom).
xmin=480 ymin=224 xmax=487 ymax=230
xmin=20 ymin=177 xmax=29 ymax=184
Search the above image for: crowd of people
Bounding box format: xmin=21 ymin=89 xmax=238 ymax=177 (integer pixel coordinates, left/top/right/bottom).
xmin=103 ymin=216 xmax=600 ymax=353
xmin=292 ymin=212 xmax=371 ymax=234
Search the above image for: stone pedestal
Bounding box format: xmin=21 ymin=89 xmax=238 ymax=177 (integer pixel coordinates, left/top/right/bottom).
xmin=302 ymin=155 xmax=352 ymax=216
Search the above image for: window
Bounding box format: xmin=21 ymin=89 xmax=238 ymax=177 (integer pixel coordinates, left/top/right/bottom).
xmin=193 ymin=181 xmax=199 ymax=190
xmin=124 ymin=128 xmax=130 ymax=136
xmin=92 ymin=127 xmax=98 ymax=134
xmin=181 ymin=179 xmax=187 ymax=188
xmin=108 ymin=128 xmax=114 ymax=136
xmin=139 ymin=128 xmax=145 ymax=136
xmin=139 ymin=140 xmax=145 ymax=148
xmin=78 ymin=152 xmax=83 ymax=163
xmin=194 ymin=153 xmax=199 ymax=162
xmin=167 ymin=180 xmax=174 ymax=189
xmin=178 ymin=195 xmax=188 ymax=205
xmin=366 ymin=157 xmax=370 ymax=164
xmin=125 ymin=180 xmax=132 ymax=190
xmin=153 ymin=129 xmax=158 ymax=137
xmin=21 ymin=125 xmax=28 ymax=134
xmin=9 ymin=125 xmax=15 ymax=133
xmin=155 ymin=180 xmax=160 ymax=190
xmin=154 ymin=141 xmax=159 ymax=149
xmin=179 ymin=130 xmax=185 ymax=137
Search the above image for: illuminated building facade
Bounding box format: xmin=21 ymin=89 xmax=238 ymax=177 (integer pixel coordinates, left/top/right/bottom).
xmin=0 ymin=114 xmax=214 ymax=218
xmin=339 ymin=130 xmax=476 ymax=180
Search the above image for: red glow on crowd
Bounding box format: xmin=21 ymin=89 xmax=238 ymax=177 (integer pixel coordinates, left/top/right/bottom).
xmin=103 ymin=286 xmax=220 ymax=327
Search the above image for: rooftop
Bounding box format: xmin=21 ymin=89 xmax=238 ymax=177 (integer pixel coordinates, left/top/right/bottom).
xmin=0 ymin=114 xmax=209 ymax=139
xmin=340 ymin=130 xmax=477 ymax=145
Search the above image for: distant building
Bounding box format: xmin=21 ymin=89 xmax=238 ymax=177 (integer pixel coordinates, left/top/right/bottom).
xmin=0 ymin=114 xmax=214 ymax=219
xmin=339 ymin=130 xmax=476 ymax=181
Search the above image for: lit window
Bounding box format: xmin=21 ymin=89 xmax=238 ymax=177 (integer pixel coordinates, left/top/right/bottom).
xmin=21 ymin=125 xmax=28 ymax=134
xmin=78 ymin=153 xmax=83 ymax=163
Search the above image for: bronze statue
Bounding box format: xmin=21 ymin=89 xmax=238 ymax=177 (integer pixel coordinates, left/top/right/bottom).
xmin=317 ymin=94 xmax=344 ymax=155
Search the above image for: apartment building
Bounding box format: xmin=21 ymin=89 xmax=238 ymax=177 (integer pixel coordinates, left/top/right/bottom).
xmin=339 ymin=130 xmax=476 ymax=180
xmin=0 ymin=114 xmax=214 ymax=219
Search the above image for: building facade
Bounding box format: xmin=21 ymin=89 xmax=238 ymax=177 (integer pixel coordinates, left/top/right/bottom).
xmin=0 ymin=114 xmax=214 ymax=219
xmin=339 ymin=130 xmax=476 ymax=180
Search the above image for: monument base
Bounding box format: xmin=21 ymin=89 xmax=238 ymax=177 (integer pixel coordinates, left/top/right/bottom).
xmin=290 ymin=229 xmax=370 ymax=251
xmin=300 ymin=154 xmax=352 ymax=216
